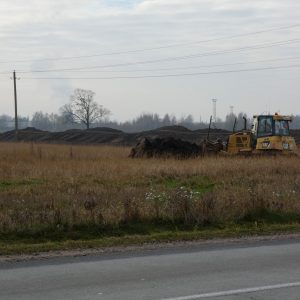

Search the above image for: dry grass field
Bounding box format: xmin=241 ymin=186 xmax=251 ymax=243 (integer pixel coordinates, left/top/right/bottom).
xmin=0 ymin=142 xmax=299 ymax=240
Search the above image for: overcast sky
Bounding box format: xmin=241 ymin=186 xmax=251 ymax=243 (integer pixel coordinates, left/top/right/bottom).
xmin=0 ymin=0 xmax=300 ymax=122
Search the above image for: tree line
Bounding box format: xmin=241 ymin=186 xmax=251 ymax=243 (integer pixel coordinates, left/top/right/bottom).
xmin=1 ymin=88 xmax=300 ymax=132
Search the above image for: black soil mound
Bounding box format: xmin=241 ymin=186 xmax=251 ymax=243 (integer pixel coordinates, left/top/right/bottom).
xmin=86 ymin=127 xmax=123 ymax=133
xmin=291 ymin=130 xmax=300 ymax=146
xmin=0 ymin=126 xmax=299 ymax=148
xmin=20 ymin=127 xmax=45 ymax=132
xmin=154 ymin=125 xmax=191 ymax=132
xmin=129 ymin=137 xmax=202 ymax=158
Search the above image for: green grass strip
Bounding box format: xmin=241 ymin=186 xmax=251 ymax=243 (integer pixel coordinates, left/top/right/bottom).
xmin=1 ymin=222 xmax=300 ymax=255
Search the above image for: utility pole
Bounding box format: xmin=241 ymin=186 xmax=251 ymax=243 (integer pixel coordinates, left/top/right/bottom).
xmin=13 ymin=70 xmax=18 ymax=140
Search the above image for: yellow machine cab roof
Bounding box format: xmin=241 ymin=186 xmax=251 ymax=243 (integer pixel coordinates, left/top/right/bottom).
xmin=253 ymin=114 xmax=292 ymax=121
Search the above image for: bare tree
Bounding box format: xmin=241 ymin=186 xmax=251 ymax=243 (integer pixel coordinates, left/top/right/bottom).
xmin=61 ymin=89 xmax=110 ymax=129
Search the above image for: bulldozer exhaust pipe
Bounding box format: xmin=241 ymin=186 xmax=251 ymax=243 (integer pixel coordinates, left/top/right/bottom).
xmin=232 ymin=118 xmax=237 ymax=133
xmin=243 ymin=116 xmax=247 ymax=130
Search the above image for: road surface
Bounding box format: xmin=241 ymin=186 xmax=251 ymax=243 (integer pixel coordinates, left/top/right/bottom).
xmin=1 ymin=238 xmax=300 ymax=299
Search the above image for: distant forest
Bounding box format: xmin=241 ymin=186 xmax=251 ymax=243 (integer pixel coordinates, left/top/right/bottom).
xmin=1 ymin=112 xmax=300 ymax=133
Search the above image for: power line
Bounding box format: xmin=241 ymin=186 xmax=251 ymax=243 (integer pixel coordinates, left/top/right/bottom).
xmin=14 ymin=55 xmax=300 ymax=74
xmin=0 ymin=23 xmax=299 ymax=65
xmin=16 ymin=38 xmax=300 ymax=74
xmin=3 ymin=53 xmax=300 ymax=77
xmin=21 ymin=64 xmax=300 ymax=80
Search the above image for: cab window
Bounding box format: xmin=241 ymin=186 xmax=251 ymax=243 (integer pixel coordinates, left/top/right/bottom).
xmin=274 ymin=120 xmax=289 ymax=136
xmin=257 ymin=117 xmax=273 ymax=137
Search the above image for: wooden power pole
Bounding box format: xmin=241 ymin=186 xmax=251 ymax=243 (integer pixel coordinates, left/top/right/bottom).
xmin=13 ymin=70 xmax=18 ymax=140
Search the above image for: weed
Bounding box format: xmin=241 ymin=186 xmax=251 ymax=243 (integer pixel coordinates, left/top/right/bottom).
xmin=0 ymin=142 xmax=299 ymax=242
xmin=0 ymin=179 xmax=43 ymax=190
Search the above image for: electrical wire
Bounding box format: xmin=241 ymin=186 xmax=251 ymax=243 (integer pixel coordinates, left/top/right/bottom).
xmin=17 ymin=55 xmax=300 ymax=74
xmin=22 ymin=64 xmax=300 ymax=80
xmin=15 ymin=38 xmax=300 ymax=74
xmin=0 ymin=23 xmax=299 ymax=65
xmin=2 ymin=54 xmax=300 ymax=75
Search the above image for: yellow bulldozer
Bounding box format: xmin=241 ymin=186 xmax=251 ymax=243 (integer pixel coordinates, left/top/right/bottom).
xmin=225 ymin=113 xmax=297 ymax=155
xmin=129 ymin=113 xmax=298 ymax=158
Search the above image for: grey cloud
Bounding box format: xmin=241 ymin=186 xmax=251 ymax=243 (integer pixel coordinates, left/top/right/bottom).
xmin=0 ymin=0 xmax=299 ymax=120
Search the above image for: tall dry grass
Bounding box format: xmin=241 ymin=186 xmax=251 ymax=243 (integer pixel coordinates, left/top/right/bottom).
xmin=0 ymin=142 xmax=299 ymax=234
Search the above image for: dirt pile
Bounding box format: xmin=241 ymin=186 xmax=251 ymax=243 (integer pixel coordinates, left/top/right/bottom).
xmin=0 ymin=126 xmax=230 ymax=146
xmin=129 ymin=137 xmax=225 ymax=158
xmin=0 ymin=126 xmax=299 ymax=148
xmin=291 ymin=130 xmax=300 ymax=146
xmin=129 ymin=137 xmax=202 ymax=158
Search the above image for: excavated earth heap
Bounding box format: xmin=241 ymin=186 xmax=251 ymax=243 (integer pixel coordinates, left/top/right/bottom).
xmin=129 ymin=137 xmax=202 ymax=158
xmin=0 ymin=126 xmax=299 ymax=149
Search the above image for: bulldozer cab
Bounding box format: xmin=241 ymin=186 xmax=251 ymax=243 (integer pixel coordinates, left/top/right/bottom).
xmin=226 ymin=114 xmax=297 ymax=155
xmin=251 ymin=114 xmax=296 ymax=153
xmin=252 ymin=115 xmax=291 ymax=139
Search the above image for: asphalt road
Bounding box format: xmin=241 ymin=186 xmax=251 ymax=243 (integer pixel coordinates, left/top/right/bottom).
xmin=1 ymin=238 xmax=300 ymax=300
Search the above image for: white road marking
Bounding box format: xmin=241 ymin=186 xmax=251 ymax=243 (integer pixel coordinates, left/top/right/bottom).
xmin=161 ymin=281 xmax=300 ymax=300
